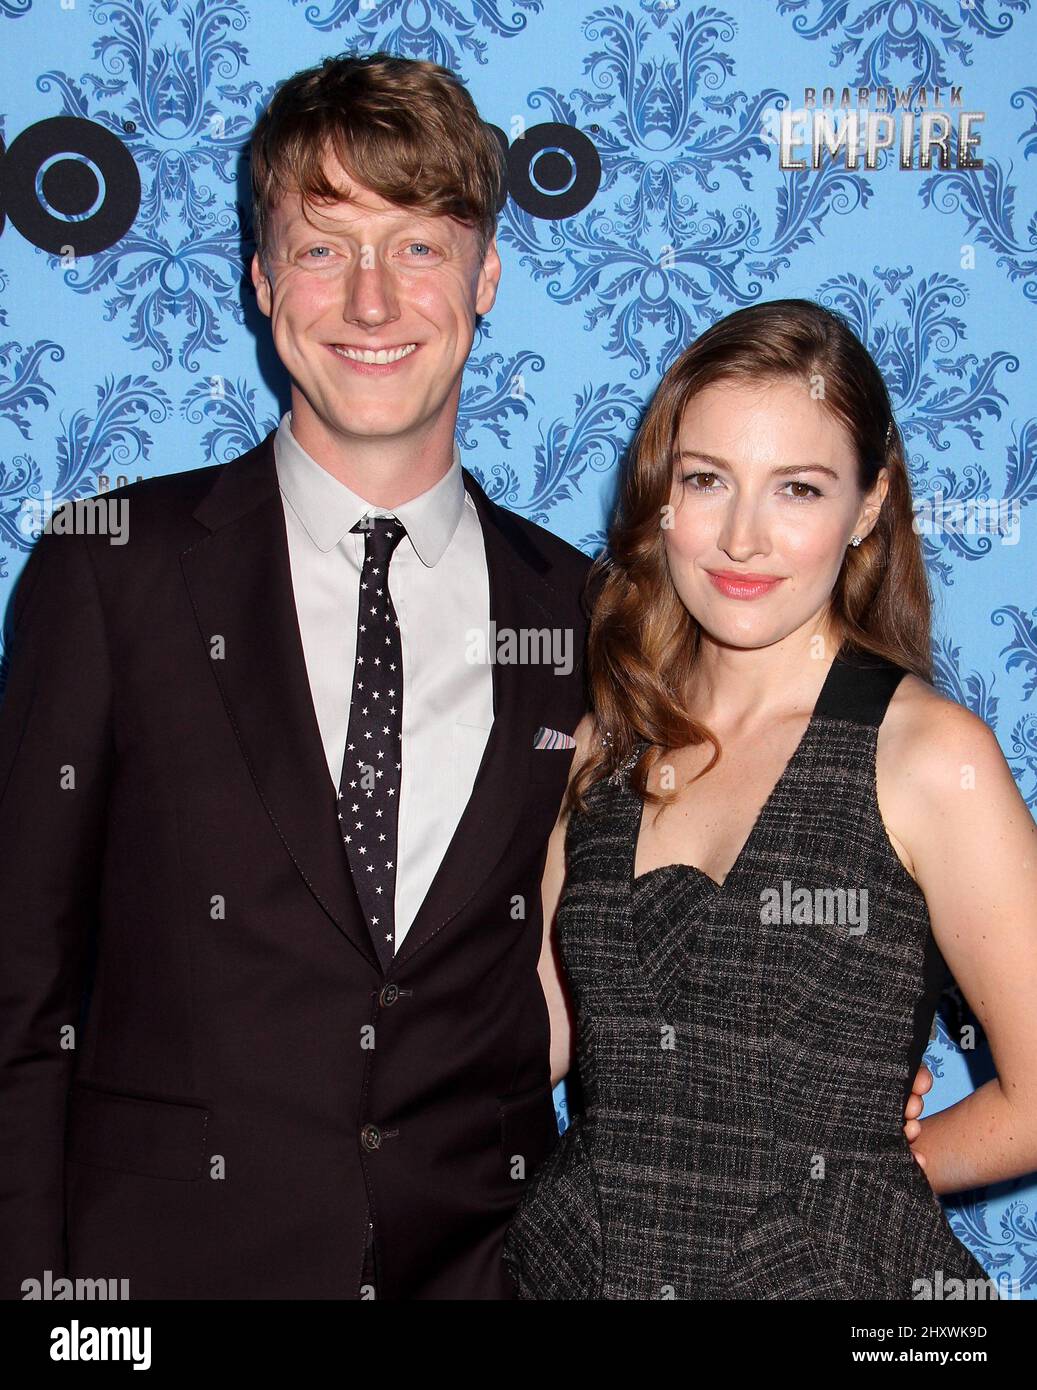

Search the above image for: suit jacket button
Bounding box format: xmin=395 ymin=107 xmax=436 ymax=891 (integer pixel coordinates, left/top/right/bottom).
xmin=379 ymin=983 xmax=399 ymax=1007
xmin=361 ymin=1124 xmax=382 ymax=1151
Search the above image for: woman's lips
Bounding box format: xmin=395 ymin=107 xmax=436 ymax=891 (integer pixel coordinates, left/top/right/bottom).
xmin=706 ymin=570 xmax=785 ymax=600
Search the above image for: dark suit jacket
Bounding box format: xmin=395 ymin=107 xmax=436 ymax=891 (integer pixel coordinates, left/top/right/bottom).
xmin=0 ymin=429 xmax=593 ymax=1299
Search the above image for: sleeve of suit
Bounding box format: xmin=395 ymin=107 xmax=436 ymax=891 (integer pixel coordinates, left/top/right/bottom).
xmin=0 ymin=519 xmax=114 ymax=1299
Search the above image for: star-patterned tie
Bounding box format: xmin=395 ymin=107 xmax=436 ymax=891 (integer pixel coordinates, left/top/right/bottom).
xmin=339 ymin=513 xmax=406 ymax=971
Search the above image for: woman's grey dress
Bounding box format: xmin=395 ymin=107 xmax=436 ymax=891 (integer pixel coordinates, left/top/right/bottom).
xmin=502 ymin=643 xmax=996 ymax=1299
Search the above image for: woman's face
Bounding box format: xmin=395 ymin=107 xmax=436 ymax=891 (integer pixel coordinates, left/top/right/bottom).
xmin=663 ymin=377 xmax=888 ymax=651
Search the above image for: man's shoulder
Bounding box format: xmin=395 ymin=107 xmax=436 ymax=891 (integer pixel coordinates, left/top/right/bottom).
xmin=67 ymin=434 xmax=272 ymax=551
xmin=474 ymin=485 xmax=593 ymax=578
xmin=509 ymin=509 xmax=594 ymax=577
xmin=54 ymin=465 xmax=215 ymax=562
xmin=466 ymin=474 xmax=607 ymax=634
xmin=107 ymin=460 xmax=224 ymax=509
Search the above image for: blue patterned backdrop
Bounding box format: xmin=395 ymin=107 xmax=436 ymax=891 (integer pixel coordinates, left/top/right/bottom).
xmin=1 ymin=0 xmax=1035 ymax=1297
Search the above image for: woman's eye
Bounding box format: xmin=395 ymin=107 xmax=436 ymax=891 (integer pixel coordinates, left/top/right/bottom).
xmin=782 ymin=480 xmax=823 ymax=500
xmin=680 ymin=471 xmax=822 ymax=499
xmin=683 ymin=471 xmax=721 ymax=491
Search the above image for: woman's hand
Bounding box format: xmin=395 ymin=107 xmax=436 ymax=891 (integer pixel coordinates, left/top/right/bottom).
xmin=903 ymin=1061 xmax=933 ymax=1174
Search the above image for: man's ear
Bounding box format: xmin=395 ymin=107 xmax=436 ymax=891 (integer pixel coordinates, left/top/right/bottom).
xmin=251 ymin=251 xmax=272 ymax=317
xmin=475 ymin=233 xmax=502 ymax=317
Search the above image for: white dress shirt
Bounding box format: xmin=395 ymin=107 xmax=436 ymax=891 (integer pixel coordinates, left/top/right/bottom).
xmin=273 ymin=410 xmax=493 ymax=949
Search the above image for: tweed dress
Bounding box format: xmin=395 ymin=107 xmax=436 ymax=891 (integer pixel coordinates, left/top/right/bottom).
xmin=502 ymin=644 xmax=996 ymax=1300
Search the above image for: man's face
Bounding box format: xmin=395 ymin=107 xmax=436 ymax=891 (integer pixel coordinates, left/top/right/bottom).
xmin=251 ymin=152 xmax=501 ymax=453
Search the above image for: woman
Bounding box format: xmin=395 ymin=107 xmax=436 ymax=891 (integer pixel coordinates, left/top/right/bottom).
xmin=502 ymin=299 xmax=1037 ymax=1300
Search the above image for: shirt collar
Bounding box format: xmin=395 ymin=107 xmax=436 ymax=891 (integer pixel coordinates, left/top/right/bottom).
xmin=273 ymin=409 xmax=466 ymax=567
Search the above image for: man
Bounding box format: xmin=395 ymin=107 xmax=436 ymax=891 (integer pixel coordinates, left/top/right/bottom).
xmin=0 ymin=52 xmax=929 ymax=1300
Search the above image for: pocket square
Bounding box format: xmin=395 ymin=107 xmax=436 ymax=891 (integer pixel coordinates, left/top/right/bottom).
xmin=533 ymin=726 xmax=576 ymax=749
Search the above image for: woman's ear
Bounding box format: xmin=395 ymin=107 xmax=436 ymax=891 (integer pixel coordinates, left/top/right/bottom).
xmin=854 ymin=466 xmax=889 ymax=540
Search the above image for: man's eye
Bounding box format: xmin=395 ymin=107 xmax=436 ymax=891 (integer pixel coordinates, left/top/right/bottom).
xmin=405 ymin=243 xmax=433 ymax=256
xmin=306 ymin=246 xmax=334 ymax=260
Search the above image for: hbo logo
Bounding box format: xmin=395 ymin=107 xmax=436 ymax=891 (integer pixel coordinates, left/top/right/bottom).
xmin=0 ymin=116 xmax=600 ymax=258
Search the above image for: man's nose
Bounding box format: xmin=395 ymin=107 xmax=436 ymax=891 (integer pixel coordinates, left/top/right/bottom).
xmin=342 ymin=252 xmax=400 ymax=327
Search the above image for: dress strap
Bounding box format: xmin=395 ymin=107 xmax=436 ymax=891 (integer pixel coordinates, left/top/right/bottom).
xmin=813 ymin=646 xmax=910 ymax=729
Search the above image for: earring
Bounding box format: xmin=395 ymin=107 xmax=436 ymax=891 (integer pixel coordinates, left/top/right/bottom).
xmin=849 ymin=534 xmax=863 ymax=547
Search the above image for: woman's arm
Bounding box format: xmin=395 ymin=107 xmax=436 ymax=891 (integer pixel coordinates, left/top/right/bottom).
xmin=880 ymin=682 xmax=1037 ymax=1195
xmin=536 ymin=714 xmax=597 ymax=1087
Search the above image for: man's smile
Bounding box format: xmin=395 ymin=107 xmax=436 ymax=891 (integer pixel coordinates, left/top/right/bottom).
xmin=327 ymin=342 xmax=421 ymax=369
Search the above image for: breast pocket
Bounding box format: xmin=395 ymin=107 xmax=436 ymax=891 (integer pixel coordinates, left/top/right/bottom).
xmin=529 ymin=743 xmax=576 ymax=796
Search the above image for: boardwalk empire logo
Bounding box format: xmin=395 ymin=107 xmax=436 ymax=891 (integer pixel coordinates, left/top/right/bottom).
xmin=776 ymin=87 xmax=984 ymax=171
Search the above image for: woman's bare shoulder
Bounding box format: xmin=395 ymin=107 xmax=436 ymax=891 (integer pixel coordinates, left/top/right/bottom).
xmin=877 ymin=673 xmax=1011 ymax=880
xmin=880 ymin=672 xmax=1008 ymax=803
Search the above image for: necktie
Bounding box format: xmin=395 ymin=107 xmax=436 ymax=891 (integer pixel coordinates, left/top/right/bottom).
xmin=339 ymin=514 xmax=406 ymax=970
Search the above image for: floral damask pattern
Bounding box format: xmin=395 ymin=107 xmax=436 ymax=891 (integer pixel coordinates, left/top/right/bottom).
xmin=1 ymin=0 xmax=1034 ymax=1295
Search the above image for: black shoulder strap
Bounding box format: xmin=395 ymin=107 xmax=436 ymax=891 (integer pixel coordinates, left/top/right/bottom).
xmin=813 ymin=646 xmax=909 ymax=728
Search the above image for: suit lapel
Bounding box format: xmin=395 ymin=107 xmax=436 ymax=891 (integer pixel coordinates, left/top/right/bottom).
xmin=393 ymin=466 xmax=555 ymax=968
xmin=181 ymin=430 xmax=379 ymax=967
xmin=180 ymin=430 xmax=558 ymax=974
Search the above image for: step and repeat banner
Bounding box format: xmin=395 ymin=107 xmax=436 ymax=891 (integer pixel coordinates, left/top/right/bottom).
xmin=1 ymin=1 xmax=1034 ymax=1297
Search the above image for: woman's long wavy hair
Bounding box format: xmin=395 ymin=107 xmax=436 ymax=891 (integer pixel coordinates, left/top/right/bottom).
xmin=567 ymin=298 xmax=933 ymax=818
